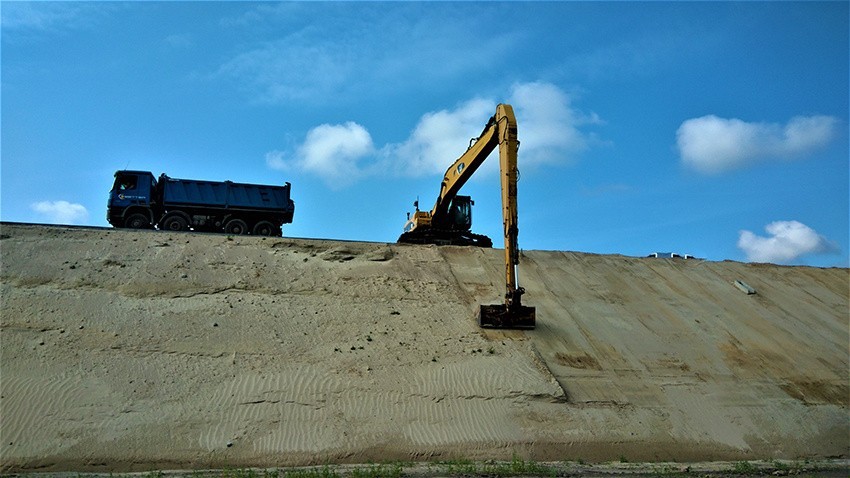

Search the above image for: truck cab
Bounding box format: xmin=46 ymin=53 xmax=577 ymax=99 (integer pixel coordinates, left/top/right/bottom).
xmin=107 ymin=170 xmax=157 ymax=228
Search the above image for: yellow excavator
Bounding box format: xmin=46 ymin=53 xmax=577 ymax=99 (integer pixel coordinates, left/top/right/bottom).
xmin=398 ymin=104 xmax=536 ymax=329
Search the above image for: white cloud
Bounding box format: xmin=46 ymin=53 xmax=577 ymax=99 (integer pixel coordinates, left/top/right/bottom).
xmin=380 ymin=98 xmax=496 ymax=176
xmin=214 ymin=5 xmax=515 ymax=105
xmin=216 ymin=41 xmax=353 ymax=103
xmin=737 ymin=220 xmax=837 ymax=264
xmin=163 ymin=33 xmax=194 ymax=49
xmin=1 ymin=2 xmax=113 ymax=33
xmin=383 ymin=82 xmax=600 ymax=176
xmin=677 ymin=115 xmax=838 ymax=174
xmin=31 ymin=201 xmax=89 ymax=225
xmin=509 ymin=81 xmax=602 ymax=166
xmin=264 ymin=150 xmax=289 ymax=171
xmin=267 ymin=122 xmax=374 ymax=188
xmin=266 ymin=81 xmax=601 ymax=186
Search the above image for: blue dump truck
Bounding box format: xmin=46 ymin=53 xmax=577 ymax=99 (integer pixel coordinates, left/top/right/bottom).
xmin=107 ymin=170 xmax=295 ymax=236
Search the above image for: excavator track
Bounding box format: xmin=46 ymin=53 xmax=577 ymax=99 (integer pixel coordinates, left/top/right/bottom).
xmin=397 ymin=230 xmax=493 ymax=248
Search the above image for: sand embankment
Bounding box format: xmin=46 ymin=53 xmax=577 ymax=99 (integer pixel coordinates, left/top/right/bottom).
xmin=0 ymin=224 xmax=847 ymax=472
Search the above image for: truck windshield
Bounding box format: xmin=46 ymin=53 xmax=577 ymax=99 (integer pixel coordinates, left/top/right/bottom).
xmin=114 ymin=175 xmax=138 ymax=191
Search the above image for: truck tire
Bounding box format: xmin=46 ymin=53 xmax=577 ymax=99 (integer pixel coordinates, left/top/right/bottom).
xmin=224 ymin=218 xmax=248 ymax=235
xmin=252 ymin=221 xmax=276 ymax=236
xmin=162 ymin=214 xmax=189 ymax=232
xmin=124 ymin=213 xmax=150 ymax=229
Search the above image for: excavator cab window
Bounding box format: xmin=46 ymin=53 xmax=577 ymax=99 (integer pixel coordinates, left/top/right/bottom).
xmin=448 ymin=196 xmax=472 ymax=230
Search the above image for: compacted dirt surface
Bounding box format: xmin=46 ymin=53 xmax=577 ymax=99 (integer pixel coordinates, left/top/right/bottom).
xmin=0 ymin=224 xmax=847 ymax=472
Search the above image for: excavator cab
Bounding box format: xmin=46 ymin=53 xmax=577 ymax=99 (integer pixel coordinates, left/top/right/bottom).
xmin=399 ymin=195 xmax=492 ymax=247
xmin=443 ymin=195 xmax=473 ymax=231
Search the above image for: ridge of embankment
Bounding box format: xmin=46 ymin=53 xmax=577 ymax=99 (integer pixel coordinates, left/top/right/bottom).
xmin=1 ymin=224 xmax=847 ymax=472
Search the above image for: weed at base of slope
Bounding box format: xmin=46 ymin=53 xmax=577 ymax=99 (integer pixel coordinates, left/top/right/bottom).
xmin=438 ymin=458 xmax=479 ymax=476
xmin=282 ymin=466 xmax=340 ymax=478
xmin=437 ymin=456 xmax=556 ymax=477
xmin=730 ymin=461 xmax=757 ymax=474
xmin=218 ymin=467 xmax=338 ymax=478
xmin=349 ymin=463 xmax=403 ymax=478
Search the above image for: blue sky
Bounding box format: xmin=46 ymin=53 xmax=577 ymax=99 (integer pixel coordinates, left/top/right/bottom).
xmin=2 ymin=1 xmax=847 ymax=267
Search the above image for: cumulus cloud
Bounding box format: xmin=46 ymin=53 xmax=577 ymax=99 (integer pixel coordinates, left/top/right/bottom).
xmin=677 ymin=115 xmax=838 ymax=174
xmin=509 ymin=81 xmax=602 ymax=166
xmin=380 ymin=98 xmax=496 ymax=176
xmin=267 ymin=121 xmax=374 ymax=188
xmin=30 ymin=201 xmax=89 ymax=224
xmin=737 ymin=220 xmax=837 ymax=264
xmin=382 ymin=82 xmax=599 ymax=176
xmin=267 ymin=81 xmax=600 ymax=186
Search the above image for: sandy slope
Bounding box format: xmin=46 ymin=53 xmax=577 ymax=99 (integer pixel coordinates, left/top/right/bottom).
xmin=0 ymin=224 xmax=847 ymax=472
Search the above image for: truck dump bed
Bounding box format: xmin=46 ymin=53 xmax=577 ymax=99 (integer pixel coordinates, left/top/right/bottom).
xmin=160 ymin=175 xmax=295 ymax=217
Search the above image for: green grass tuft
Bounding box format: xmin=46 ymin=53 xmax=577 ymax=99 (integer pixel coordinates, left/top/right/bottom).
xmin=731 ymin=461 xmax=757 ymax=474
xmin=349 ymin=463 xmax=402 ymax=478
xmin=282 ymin=466 xmax=339 ymax=478
xmin=437 ymin=456 xmax=555 ymax=477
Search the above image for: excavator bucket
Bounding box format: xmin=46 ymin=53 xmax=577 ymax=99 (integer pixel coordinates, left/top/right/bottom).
xmin=477 ymin=303 xmax=536 ymax=329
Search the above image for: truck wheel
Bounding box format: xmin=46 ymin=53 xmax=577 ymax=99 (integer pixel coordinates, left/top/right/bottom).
xmin=252 ymin=221 xmax=276 ymax=236
xmin=224 ymin=219 xmax=248 ymax=235
xmin=162 ymin=214 xmax=189 ymax=232
xmin=124 ymin=213 xmax=150 ymax=229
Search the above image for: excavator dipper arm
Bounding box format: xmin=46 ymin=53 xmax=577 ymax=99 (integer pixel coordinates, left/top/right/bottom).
xmin=477 ymin=104 xmax=535 ymax=329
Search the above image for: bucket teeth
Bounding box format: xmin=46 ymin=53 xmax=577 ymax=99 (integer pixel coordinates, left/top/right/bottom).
xmin=477 ymin=304 xmax=536 ymax=329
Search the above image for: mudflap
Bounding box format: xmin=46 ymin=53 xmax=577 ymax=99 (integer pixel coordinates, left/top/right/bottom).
xmin=477 ymin=304 xmax=536 ymax=329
